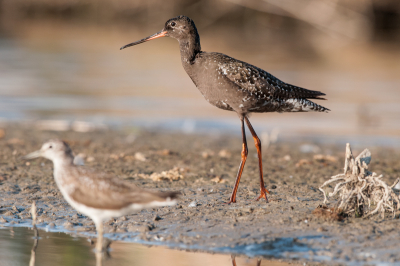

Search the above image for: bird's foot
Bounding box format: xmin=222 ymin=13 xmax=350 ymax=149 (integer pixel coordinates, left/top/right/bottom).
xmin=255 ymin=187 xmax=270 ymax=202
xmin=224 ymin=198 xmax=236 ymax=204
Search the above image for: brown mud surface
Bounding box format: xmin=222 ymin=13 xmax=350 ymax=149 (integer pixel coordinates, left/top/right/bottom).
xmin=1 ymin=124 xmax=400 ymax=265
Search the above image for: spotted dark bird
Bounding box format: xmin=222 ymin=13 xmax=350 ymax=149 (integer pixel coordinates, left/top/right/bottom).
xmin=121 ymin=15 xmax=329 ymax=204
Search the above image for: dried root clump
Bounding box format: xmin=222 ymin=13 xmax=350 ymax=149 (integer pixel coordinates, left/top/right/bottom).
xmin=319 ymin=143 xmax=400 ymax=218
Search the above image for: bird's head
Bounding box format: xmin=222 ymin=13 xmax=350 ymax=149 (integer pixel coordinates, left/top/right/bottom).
xmin=22 ymin=139 xmax=73 ymax=163
xmin=120 ymin=15 xmax=199 ymax=50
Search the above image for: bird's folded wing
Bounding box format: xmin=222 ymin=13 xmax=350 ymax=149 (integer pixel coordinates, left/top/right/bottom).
xmin=69 ymin=183 xmax=136 ymax=210
xmin=69 ymin=175 xmax=179 ymax=210
xmin=217 ymin=54 xmax=326 ymax=100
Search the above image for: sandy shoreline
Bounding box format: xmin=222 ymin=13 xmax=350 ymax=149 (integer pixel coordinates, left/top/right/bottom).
xmin=1 ymin=124 xmax=400 ymax=265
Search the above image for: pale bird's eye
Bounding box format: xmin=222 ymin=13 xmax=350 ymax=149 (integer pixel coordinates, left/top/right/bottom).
xmin=49 ymin=145 xmax=52 ymax=149
xmin=171 ymin=22 xmax=176 ymax=27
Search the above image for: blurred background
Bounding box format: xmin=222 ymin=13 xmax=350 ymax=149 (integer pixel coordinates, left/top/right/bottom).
xmin=0 ymin=0 xmax=399 ymax=144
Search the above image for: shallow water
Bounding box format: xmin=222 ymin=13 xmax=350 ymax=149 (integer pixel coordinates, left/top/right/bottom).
xmin=0 ymin=227 xmax=292 ymax=266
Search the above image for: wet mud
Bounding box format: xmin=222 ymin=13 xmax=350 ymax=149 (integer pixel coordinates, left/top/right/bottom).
xmin=1 ymin=124 xmax=400 ymax=265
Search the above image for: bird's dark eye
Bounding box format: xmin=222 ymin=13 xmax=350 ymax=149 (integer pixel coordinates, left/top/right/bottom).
xmin=171 ymin=22 xmax=176 ymax=27
xmin=49 ymin=145 xmax=52 ymax=149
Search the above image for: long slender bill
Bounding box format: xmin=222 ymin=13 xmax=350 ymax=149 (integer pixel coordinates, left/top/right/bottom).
xmin=120 ymin=30 xmax=167 ymax=50
xmin=21 ymin=150 xmax=42 ymax=160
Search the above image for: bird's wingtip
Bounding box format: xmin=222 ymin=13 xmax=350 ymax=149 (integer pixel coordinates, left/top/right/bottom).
xmin=323 ymin=107 xmax=331 ymax=113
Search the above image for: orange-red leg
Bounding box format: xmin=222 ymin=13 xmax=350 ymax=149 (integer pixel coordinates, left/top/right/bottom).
xmin=232 ymin=254 xmax=261 ymax=266
xmin=227 ymin=118 xmax=248 ymax=204
xmin=231 ymin=255 xmax=237 ymax=266
xmin=244 ymin=116 xmax=269 ymax=202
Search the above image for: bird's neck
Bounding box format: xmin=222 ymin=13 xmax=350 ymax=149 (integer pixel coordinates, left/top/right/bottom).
xmin=52 ymin=153 xmax=74 ymax=171
xmin=178 ymin=32 xmax=201 ymax=66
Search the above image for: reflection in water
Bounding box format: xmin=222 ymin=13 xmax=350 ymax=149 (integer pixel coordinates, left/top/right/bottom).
xmin=30 ymin=202 xmax=38 ymax=266
xmin=95 ymin=242 xmax=112 ymax=266
xmin=95 ymin=252 xmax=102 ymax=266
xmin=29 ymin=227 xmax=38 ymax=266
xmin=231 ymin=255 xmax=261 ymax=266
xmin=28 ymin=224 xmax=105 ymax=266
xmin=0 ymin=227 xmax=293 ymax=266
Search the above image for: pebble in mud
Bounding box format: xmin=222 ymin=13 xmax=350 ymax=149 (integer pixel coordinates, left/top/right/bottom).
xmin=127 ymin=224 xmax=142 ymax=232
xmin=1 ymin=126 xmax=400 ymax=265
xmin=117 ymin=216 xmax=127 ymax=222
xmin=116 ymin=227 xmax=127 ymax=233
xmin=63 ymin=221 xmax=74 ymax=228
xmin=47 ymin=222 xmax=56 ymax=228
xmin=154 ymin=215 xmax=162 ymax=221
xmin=3 ymin=211 xmax=15 ymax=217
xmin=188 ymin=201 xmax=198 ymax=208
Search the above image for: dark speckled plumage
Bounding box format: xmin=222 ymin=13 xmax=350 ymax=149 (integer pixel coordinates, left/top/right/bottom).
xmin=121 ymin=15 xmax=329 ymax=204
xmin=188 ymin=52 xmax=329 ymax=114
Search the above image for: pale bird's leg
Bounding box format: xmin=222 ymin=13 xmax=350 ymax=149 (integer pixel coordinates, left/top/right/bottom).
xmin=95 ymin=221 xmax=104 ymax=253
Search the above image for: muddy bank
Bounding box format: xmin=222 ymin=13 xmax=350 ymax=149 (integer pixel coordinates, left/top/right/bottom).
xmin=1 ymin=124 xmax=400 ymax=265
